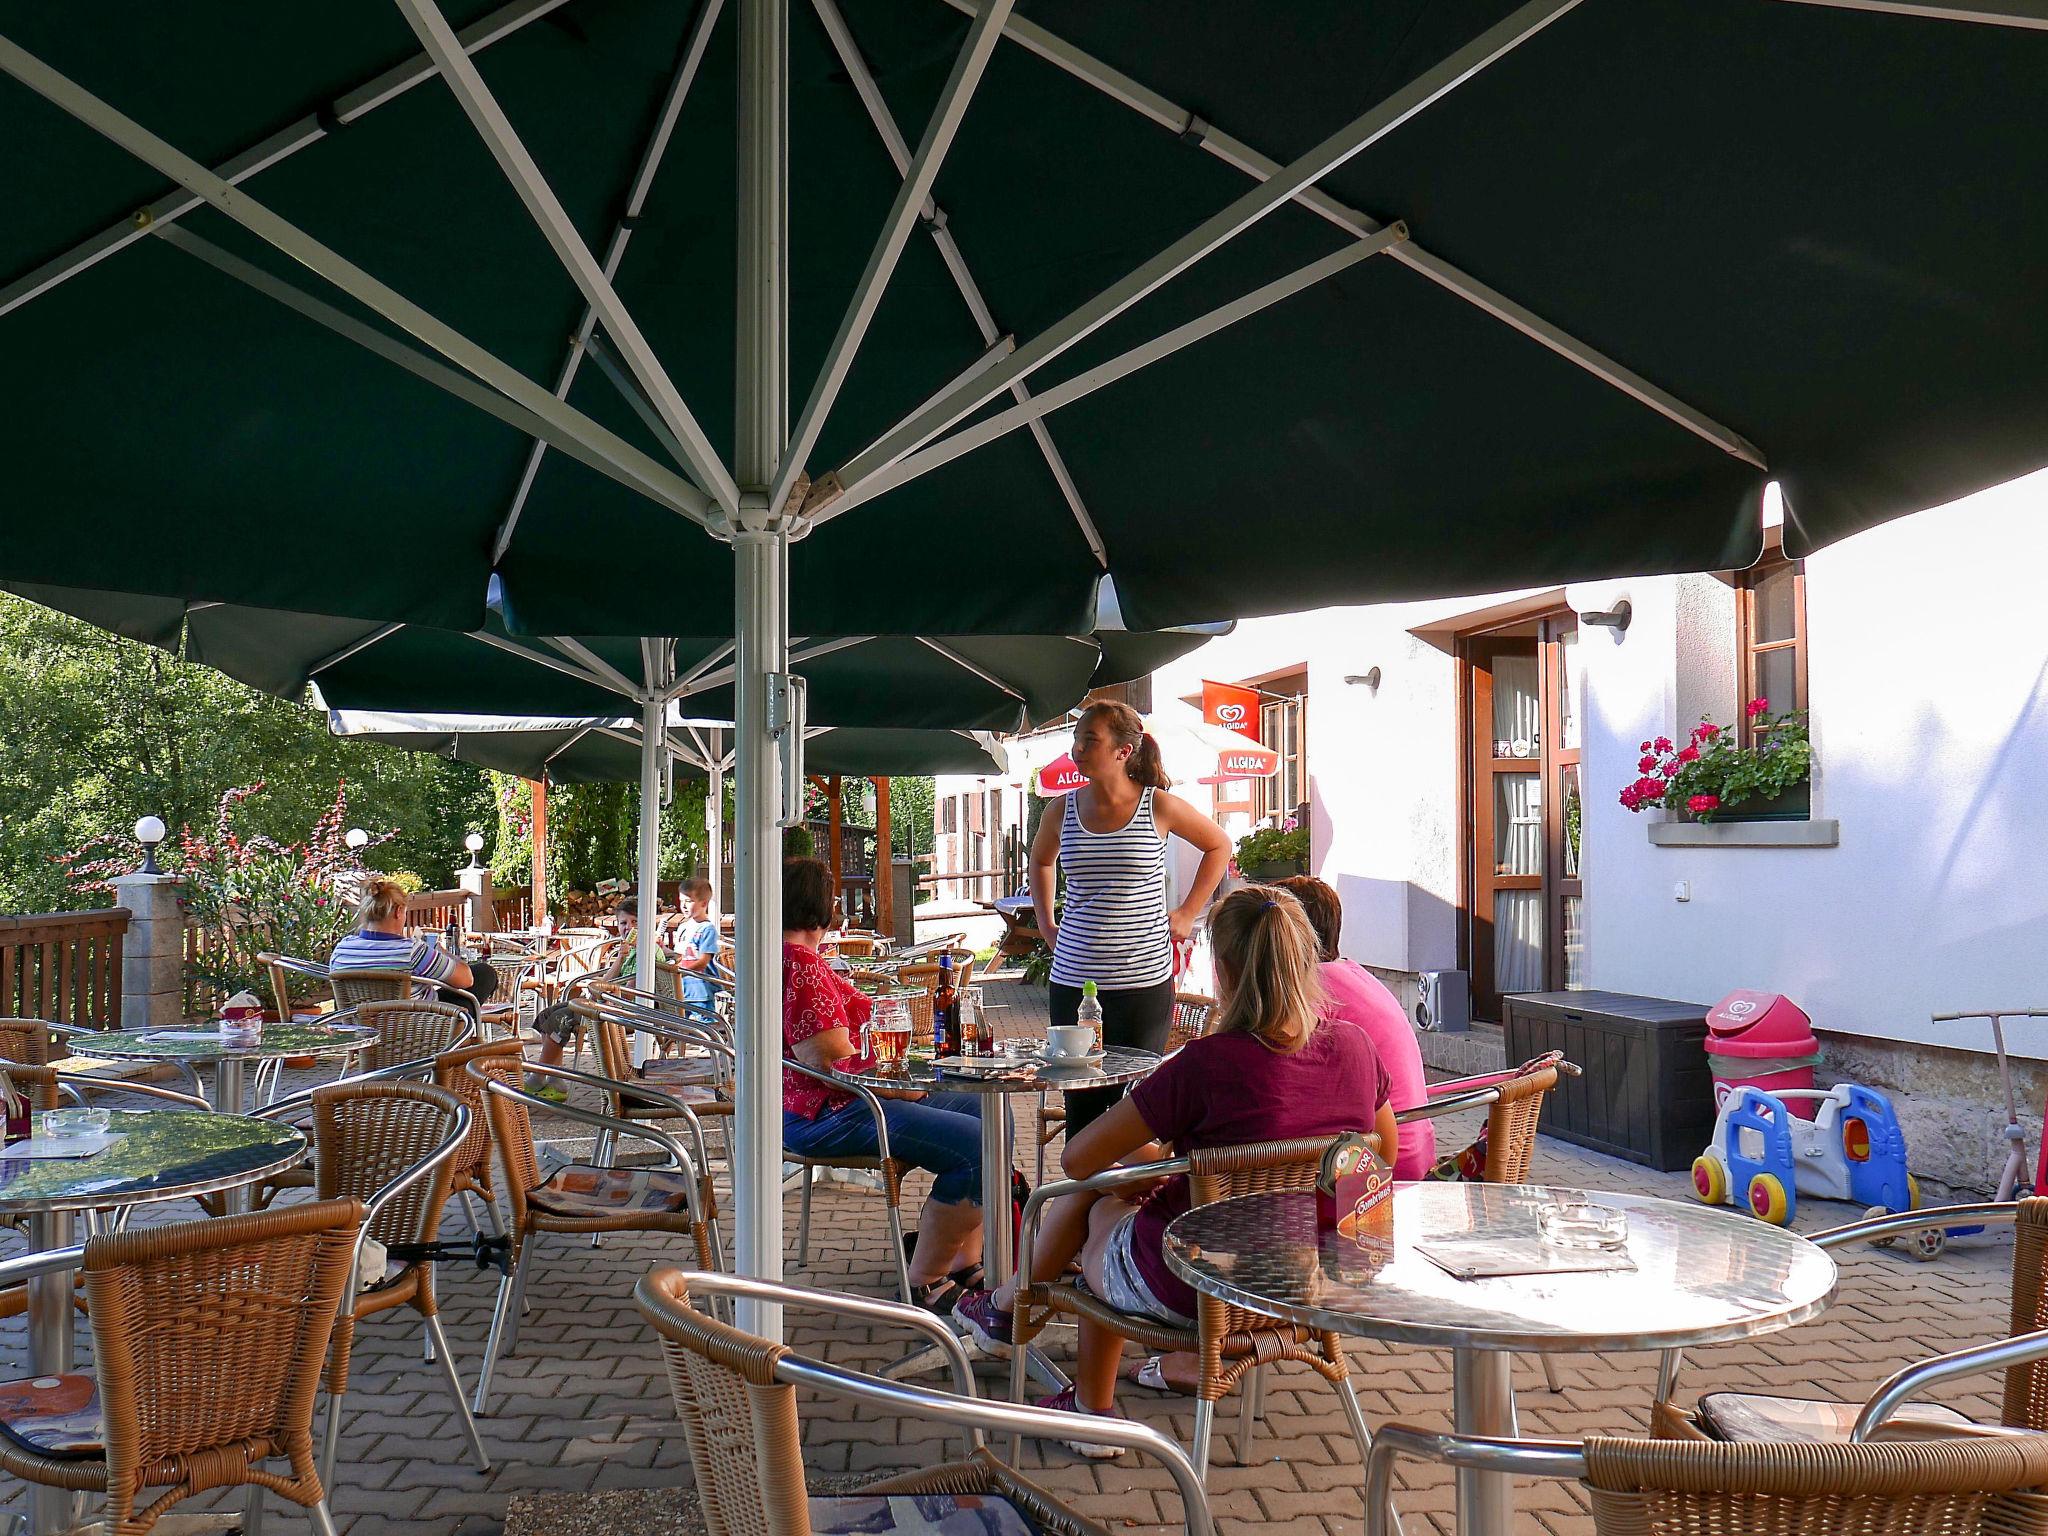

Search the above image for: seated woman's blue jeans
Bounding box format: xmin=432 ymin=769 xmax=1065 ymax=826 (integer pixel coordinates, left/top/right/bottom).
xmin=784 ymin=1090 xmax=987 ymax=1206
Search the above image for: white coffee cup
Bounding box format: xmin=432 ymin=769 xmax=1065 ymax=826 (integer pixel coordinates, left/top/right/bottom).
xmin=1044 ymin=1023 xmax=1095 ymax=1059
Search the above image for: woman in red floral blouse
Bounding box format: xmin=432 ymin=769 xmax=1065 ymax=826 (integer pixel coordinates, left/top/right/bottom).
xmin=782 ymin=858 xmax=987 ymax=1311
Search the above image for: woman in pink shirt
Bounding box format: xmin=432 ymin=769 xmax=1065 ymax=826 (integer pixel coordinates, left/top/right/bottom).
xmin=955 ymin=885 xmax=1396 ymax=1456
xmin=1276 ymin=876 xmax=1435 ymax=1179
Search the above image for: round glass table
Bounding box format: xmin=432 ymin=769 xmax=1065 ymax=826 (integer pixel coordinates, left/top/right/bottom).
xmin=0 ymin=1109 xmax=307 ymax=1536
xmin=1164 ymin=1182 xmax=1837 ymax=1536
xmin=78 ymin=1021 xmax=378 ymax=1114
xmin=829 ymin=1043 xmax=1160 ymax=1384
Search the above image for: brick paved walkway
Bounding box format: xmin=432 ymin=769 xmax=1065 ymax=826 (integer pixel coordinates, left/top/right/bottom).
xmin=0 ymin=981 xmax=2011 ymax=1534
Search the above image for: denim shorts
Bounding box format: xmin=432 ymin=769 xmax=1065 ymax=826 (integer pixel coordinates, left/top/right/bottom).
xmin=1096 ymin=1209 xmax=1194 ymax=1329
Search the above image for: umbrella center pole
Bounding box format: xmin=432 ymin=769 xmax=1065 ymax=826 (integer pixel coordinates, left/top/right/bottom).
xmin=732 ymin=0 xmax=790 ymax=1344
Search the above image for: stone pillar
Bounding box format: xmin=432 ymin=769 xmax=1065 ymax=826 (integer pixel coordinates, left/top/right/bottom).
xmin=458 ymin=866 xmax=495 ymax=933
xmin=890 ymin=858 xmax=916 ymax=948
xmin=109 ymin=871 xmax=185 ymax=1028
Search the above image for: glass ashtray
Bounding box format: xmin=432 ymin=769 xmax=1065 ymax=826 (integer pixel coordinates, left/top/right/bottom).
xmin=1537 ymin=1201 xmax=1628 ymax=1251
xmin=43 ymin=1107 xmax=111 ymax=1139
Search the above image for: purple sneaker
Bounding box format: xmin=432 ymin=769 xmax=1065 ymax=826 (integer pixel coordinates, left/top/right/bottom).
xmin=952 ymin=1287 xmax=1013 ymax=1353
xmin=1034 ymin=1385 xmax=1124 ymax=1460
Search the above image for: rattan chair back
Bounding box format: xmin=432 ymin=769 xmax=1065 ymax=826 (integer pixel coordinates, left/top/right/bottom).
xmin=638 ymin=1264 xmax=805 ymax=1536
xmin=435 ymin=1039 xmax=523 ymax=1203
xmin=1186 ymin=1137 xmax=1349 ymax=1343
xmin=1168 ymin=994 xmax=1216 ymax=1053
xmin=0 ymin=1018 xmax=53 ymax=1066
xmin=2002 ymin=1196 xmax=2048 ymax=1430
xmin=0 ymin=1063 xmax=62 ymax=1111
xmin=328 ymin=970 xmax=416 ymax=1010
xmin=60 ymin=1199 xmax=362 ymax=1531
xmin=1580 ymin=1433 xmax=2048 ymax=1534
xmin=354 ymin=999 xmax=475 ymax=1074
xmin=312 ymin=1081 xmax=464 ymax=1252
xmin=1481 ymin=1059 xmax=1563 ymax=1183
xmin=465 ymin=1042 xmax=544 ymax=1226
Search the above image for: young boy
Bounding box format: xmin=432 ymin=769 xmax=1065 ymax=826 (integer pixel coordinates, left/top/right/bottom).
xmin=670 ymin=877 xmax=722 ymax=1015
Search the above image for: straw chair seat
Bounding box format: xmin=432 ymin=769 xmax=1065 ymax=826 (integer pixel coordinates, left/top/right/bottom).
xmin=0 ymin=1372 xmax=102 ymax=1459
xmin=1693 ymin=1391 xmax=2019 ymax=1445
xmin=528 ymin=1163 xmax=700 ymax=1220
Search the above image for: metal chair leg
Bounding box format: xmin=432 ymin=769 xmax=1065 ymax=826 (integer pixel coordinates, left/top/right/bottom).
xmin=426 ymin=1314 xmax=491 ymax=1471
xmin=1332 ymin=1366 xmax=1404 ymax=1536
xmin=1541 ymin=1353 xmax=1564 ymax=1393
xmin=881 ymin=1190 xmax=913 ymax=1305
xmin=1191 ymin=1397 xmax=1216 ymax=1485
xmin=309 ymin=1499 xmax=340 ymax=1536
xmin=1236 ymin=1363 xmax=1263 ymax=1465
xmin=475 ymin=1238 xmax=532 ymax=1415
xmin=319 ymin=1380 xmax=343 ymax=1488
xmin=796 ymin=1165 xmax=815 ymax=1265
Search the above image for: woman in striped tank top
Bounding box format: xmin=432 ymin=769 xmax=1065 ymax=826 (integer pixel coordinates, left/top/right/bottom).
xmin=1029 ymin=701 xmax=1232 ymax=1136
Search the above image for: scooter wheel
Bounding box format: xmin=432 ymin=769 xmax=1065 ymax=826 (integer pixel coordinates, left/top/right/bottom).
xmin=1908 ymin=1225 xmax=1946 ymax=1262
xmin=1865 ymin=1204 xmax=1898 ymax=1251
xmin=1692 ymin=1156 xmax=1728 ymax=1206
xmin=1747 ymin=1173 xmax=1791 ymax=1225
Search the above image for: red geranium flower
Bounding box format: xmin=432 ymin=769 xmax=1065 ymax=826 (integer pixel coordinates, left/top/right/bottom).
xmin=1652 ymin=736 xmax=1673 ymax=753
xmin=1639 ymin=741 xmax=1652 ymax=753
xmin=1676 ymin=744 xmax=1700 ymax=764
xmin=1697 ymin=721 xmax=1720 ymax=740
xmin=1688 ymin=794 xmax=1720 ymax=814
xmin=1747 ymin=697 xmax=1769 ymax=717
xmin=1637 ymin=754 xmax=1656 ymax=773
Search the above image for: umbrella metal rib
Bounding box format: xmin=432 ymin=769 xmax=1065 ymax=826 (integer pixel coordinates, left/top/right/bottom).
xmin=933 ymin=0 xmax=1768 ymax=469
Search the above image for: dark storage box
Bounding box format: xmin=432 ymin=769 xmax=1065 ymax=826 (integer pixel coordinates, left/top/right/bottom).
xmin=1503 ymin=991 xmax=1716 ymax=1171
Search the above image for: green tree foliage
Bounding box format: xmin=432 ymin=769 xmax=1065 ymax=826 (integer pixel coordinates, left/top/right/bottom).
xmin=0 ymin=595 xmax=492 ymax=913
xmin=888 ymin=776 xmax=933 ymax=858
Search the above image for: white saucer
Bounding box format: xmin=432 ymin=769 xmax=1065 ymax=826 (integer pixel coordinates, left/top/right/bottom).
xmin=1032 ymin=1046 xmax=1106 ymax=1066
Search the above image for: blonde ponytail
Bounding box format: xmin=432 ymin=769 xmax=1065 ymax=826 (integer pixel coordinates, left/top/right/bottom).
xmin=1208 ymin=885 xmax=1324 ymax=1050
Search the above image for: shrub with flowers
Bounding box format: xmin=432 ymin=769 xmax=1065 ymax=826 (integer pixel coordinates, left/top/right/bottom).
xmin=68 ymin=782 xmax=393 ymax=1006
xmin=1234 ymin=815 xmax=1309 ymax=874
xmin=1618 ymin=700 xmax=1813 ymax=822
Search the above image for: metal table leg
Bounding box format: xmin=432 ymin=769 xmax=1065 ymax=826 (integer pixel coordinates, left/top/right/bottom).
xmin=215 ymin=1058 xmax=247 ymax=1117
xmin=1452 ymin=1349 xmax=1515 ymax=1536
xmin=26 ymin=1210 xmax=76 ymax=1536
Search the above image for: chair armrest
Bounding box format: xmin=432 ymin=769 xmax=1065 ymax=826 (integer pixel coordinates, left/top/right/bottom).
xmin=1813 ymin=1201 xmax=2018 ymax=1250
xmin=774 ymin=1351 xmax=1217 ymax=1536
xmin=542 ymin=1059 xmax=716 ymax=1178
xmin=480 ymin=1064 xmax=700 ymax=1204
xmin=783 ymin=1058 xmax=898 ymax=1164
xmin=1366 ymin=1426 xmax=1584 ymax=1536
xmin=1854 ymin=1325 xmax=2048 ymax=1440
xmin=0 ymin=1246 xmax=88 ymax=1289
xmin=1014 ymin=1158 xmax=1193 ymax=1299
xmin=55 ymin=1075 xmax=212 ymax=1112
xmin=1398 ymin=1085 xmax=1500 ymax=1123
xmin=254 ymin=1054 xmax=452 ymax=1124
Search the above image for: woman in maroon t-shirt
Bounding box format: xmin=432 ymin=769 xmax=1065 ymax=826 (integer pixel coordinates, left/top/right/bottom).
xmin=955 ymin=885 xmax=1395 ymax=1456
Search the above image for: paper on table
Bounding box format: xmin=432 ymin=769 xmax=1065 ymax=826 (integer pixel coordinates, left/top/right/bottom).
xmin=3 ymin=1133 xmax=126 ymax=1160
xmin=1415 ymin=1234 xmax=1637 ymax=1281
xmin=142 ymin=1030 xmax=224 ymax=1042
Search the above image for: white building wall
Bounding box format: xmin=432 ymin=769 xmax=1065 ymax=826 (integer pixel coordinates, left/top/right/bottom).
xmin=1577 ymin=468 xmax=2048 ymax=1060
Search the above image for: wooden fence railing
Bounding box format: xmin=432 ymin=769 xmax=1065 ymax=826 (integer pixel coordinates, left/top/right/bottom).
xmin=1 ymin=909 xmax=128 ymax=1030
xmin=492 ymin=889 xmax=531 ymax=930
xmin=404 ymin=889 xmax=468 ymax=934
xmin=182 ymin=922 xmax=225 ymax=1022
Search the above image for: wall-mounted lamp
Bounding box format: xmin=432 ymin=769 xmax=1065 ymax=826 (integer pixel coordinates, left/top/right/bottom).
xmin=1580 ymin=599 xmax=1632 ymax=633
xmin=1343 ymin=667 xmax=1383 ymax=691
xmin=464 ymin=832 xmax=486 ymax=869
xmin=133 ymin=816 xmax=166 ymax=876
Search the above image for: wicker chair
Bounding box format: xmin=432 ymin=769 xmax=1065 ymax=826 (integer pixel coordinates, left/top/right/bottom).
xmin=1364 ymin=1423 xmax=2048 ymax=1536
xmin=1010 ymin=1134 xmax=1384 ymax=1481
xmin=306 ymin=1080 xmax=487 ymax=1481
xmin=636 ymin=1266 xmax=1217 ymax=1536
xmin=463 ymin=1040 xmax=718 ymax=1413
xmin=327 ymin=969 xmax=417 ymax=1010
xmin=0 ymin=1199 xmax=362 ymax=1536
xmin=783 ymin=1057 xmax=915 ymax=1305
xmin=254 ymin=952 xmax=335 ymax=1025
xmin=1648 ymin=1196 xmax=2048 ymax=1444
xmin=433 ymin=1040 xmax=507 ymax=1236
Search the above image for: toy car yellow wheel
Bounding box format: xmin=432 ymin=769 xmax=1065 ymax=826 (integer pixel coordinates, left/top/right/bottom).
xmin=1907 ymin=1173 xmax=1922 ymax=1209
xmin=1692 ymin=1155 xmax=1727 ymax=1206
xmin=1747 ymin=1172 xmax=1791 ymax=1225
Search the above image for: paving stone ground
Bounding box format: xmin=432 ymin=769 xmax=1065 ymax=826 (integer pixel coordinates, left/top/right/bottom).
xmin=0 ymin=980 xmax=2011 ymax=1534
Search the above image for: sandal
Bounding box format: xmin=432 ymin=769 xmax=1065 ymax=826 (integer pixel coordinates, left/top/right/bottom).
xmin=909 ymin=1276 xmax=960 ymax=1315
xmin=948 ymin=1261 xmax=985 ymax=1292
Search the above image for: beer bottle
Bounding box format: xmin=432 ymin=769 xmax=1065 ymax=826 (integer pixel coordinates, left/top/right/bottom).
xmin=932 ymin=953 xmax=958 ymax=1056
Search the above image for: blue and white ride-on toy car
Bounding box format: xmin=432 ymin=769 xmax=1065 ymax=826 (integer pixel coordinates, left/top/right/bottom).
xmin=1693 ymin=1083 xmax=1936 ymax=1257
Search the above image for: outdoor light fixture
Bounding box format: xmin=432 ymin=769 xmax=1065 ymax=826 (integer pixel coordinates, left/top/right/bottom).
xmin=1580 ymin=599 xmax=1632 ymax=633
xmin=1344 ymin=667 xmax=1383 ymax=691
xmin=133 ymin=815 xmax=166 ymax=875
xmin=345 ymin=828 xmax=369 ymax=856
xmin=464 ymin=832 xmax=486 ymax=869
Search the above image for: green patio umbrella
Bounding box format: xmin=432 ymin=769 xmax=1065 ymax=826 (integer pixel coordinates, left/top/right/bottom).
xmin=5 ymin=0 xmax=2045 ymax=1335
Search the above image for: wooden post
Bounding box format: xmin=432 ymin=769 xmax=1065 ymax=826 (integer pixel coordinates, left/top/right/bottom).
xmin=873 ymin=776 xmax=893 ymax=938
xmin=529 ymin=777 xmax=549 ymax=925
xmin=826 ymin=774 xmax=844 ymax=924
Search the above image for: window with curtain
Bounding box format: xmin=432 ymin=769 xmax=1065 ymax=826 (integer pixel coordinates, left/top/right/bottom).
xmin=1739 ymin=556 xmax=1807 ymax=736
xmin=1254 ymin=693 xmax=1308 ymax=823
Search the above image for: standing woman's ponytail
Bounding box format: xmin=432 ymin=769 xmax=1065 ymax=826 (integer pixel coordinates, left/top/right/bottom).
xmin=1080 ymin=700 xmax=1171 ymax=790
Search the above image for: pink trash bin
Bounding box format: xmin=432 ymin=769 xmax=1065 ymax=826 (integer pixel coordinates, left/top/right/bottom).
xmin=1705 ymin=990 xmax=1822 ymax=1118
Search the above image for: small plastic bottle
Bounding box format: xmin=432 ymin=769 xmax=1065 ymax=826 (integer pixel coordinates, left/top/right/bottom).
xmin=1077 ymin=979 xmax=1104 ymax=1047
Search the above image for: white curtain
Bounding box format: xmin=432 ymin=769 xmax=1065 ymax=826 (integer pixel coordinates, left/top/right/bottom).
xmin=1494 ymin=773 xmax=1542 ymax=877
xmin=1494 ymin=891 xmax=1544 ymax=995
xmin=1491 ymin=654 xmax=1541 ymax=750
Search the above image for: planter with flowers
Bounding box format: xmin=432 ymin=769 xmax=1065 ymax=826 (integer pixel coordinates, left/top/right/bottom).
xmin=1619 ymin=699 xmax=1813 ymax=824
xmin=1235 ymin=818 xmax=1309 ymax=881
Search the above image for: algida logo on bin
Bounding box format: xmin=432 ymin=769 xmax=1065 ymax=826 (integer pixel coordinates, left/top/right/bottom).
xmin=1315 ymin=1133 xmax=1392 ymax=1242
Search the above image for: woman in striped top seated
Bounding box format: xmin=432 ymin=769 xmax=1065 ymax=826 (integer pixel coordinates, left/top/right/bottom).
xmin=1029 ymin=700 xmax=1231 ymax=1138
